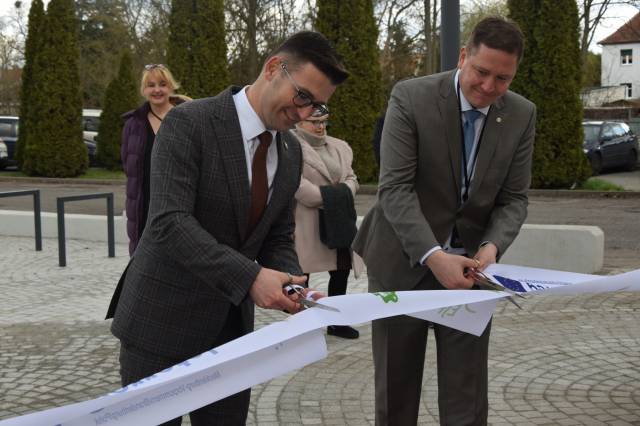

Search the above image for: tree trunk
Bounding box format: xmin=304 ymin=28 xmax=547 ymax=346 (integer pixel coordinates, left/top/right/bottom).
xmin=424 ymin=0 xmax=432 ymax=74
xmin=247 ymin=0 xmax=258 ymax=79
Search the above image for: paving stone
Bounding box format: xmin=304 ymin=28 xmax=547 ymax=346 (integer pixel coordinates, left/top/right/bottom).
xmin=1 ymin=236 xmax=640 ymax=425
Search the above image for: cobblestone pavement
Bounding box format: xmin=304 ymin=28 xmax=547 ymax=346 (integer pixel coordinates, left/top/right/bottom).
xmin=1 ymin=237 xmax=639 ymax=425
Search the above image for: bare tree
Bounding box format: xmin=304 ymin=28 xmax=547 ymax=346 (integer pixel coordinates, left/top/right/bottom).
xmin=579 ymin=0 xmax=613 ymax=69
xmin=225 ymin=0 xmax=302 ymax=85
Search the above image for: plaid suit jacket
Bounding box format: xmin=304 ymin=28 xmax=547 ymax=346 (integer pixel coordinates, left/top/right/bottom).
xmin=109 ymin=87 xmax=304 ymax=359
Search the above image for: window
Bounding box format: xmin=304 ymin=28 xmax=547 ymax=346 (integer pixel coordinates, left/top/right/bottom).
xmin=620 ymin=49 xmax=633 ymax=65
xmin=612 ymin=124 xmax=627 ymax=138
xmin=621 ymin=83 xmax=632 ymax=98
xmin=0 ymin=120 xmax=17 ymax=138
xmin=601 ymin=124 xmax=616 ymax=142
xmin=583 ymin=125 xmax=599 ymax=144
xmin=83 ymin=117 xmax=100 ymax=132
xmin=619 ymin=123 xmax=631 ymax=136
xmin=0 ymin=123 xmax=12 ymax=138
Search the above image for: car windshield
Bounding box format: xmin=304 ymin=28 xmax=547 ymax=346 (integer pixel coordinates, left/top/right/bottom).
xmin=0 ymin=122 xmax=15 ymax=138
xmin=83 ymin=117 xmax=100 ymax=132
xmin=583 ymin=125 xmax=599 ymax=144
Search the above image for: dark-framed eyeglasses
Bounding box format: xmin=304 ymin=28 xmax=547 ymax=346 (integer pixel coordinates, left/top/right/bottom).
xmin=281 ymin=63 xmax=329 ymax=116
xmin=144 ymin=64 xmax=166 ymax=70
xmin=303 ymin=119 xmax=330 ymax=129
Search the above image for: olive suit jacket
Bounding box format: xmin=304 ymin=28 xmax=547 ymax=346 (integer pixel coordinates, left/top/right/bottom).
xmin=108 ymin=87 xmax=303 ymax=360
xmin=352 ymin=70 xmax=536 ymax=291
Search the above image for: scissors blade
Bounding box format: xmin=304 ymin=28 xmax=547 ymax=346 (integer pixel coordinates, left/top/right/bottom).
xmin=286 ymin=285 xmax=341 ymax=313
xmin=300 ymin=298 xmax=341 ymax=312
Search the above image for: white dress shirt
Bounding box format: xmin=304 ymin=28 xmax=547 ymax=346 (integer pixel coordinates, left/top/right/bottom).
xmin=232 ymin=86 xmax=278 ymax=200
xmin=421 ymin=70 xmax=491 ymax=262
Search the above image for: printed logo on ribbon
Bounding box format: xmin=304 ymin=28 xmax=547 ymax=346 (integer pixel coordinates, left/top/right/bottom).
xmin=373 ymin=292 xmax=398 ymax=303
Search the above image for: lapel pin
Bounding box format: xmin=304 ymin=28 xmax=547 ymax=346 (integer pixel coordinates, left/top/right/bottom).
xmin=283 ymin=140 xmax=288 ymax=150
xmin=496 ymin=117 xmax=502 ymax=123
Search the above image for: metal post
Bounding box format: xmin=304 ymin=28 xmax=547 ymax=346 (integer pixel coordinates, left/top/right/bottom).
xmin=0 ymin=189 xmax=43 ymax=251
xmin=57 ymin=199 xmax=66 ymax=267
xmin=33 ymin=190 xmax=42 ymax=251
xmin=107 ymin=193 xmax=115 ymax=258
xmin=56 ymin=192 xmax=115 ymax=266
xmin=440 ymin=0 xmax=460 ymax=72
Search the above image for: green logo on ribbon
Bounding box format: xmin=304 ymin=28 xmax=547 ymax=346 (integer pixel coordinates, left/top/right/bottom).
xmin=373 ymin=292 xmax=398 ymax=303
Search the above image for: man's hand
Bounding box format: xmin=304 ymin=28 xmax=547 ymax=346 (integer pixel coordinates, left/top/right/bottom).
xmin=425 ymin=250 xmax=476 ymax=289
xmin=474 ymin=242 xmax=498 ymax=271
xmin=249 ymin=268 xmax=307 ymax=313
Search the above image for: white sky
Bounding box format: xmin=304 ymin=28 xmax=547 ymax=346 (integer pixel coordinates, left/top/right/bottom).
xmin=0 ymin=0 xmax=638 ymax=53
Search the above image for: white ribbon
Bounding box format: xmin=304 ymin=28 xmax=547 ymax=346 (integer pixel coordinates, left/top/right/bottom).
xmin=2 ymin=264 xmax=639 ymax=426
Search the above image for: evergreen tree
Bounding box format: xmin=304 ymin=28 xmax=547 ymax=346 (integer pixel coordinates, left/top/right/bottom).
xmin=23 ymin=0 xmax=87 ymax=177
xmin=315 ymin=0 xmax=383 ymax=182
xmin=16 ymin=0 xmax=45 ymax=168
xmin=509 ymin=0 xmax=590 ymax=188
xmin=96 ymin=50 xmax=138 ymax=170
xmin=167 ymin=0 xmax=229 ymax=98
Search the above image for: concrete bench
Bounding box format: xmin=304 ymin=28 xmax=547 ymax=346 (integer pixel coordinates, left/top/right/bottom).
xmin=0 ymin=209 xmax=129 ymax=244
xmin=1 ymin=210 xmax=604 ymax=273
xmin=354 ymin=217 xmax=603 ymax=274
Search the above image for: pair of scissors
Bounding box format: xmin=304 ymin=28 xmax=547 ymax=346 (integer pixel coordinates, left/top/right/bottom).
xmin=284 ymin=284 xmax=341 ymax=313
xmin=465 ymin=268 xmax=526 ymax=309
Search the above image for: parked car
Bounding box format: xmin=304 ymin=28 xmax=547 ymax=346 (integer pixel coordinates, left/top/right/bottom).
xmin=0 ymin=115 xmax=99 ymax=169
xmin=582 ymin=121 xmax=639 ymax=175
xmin=0 ymin=139 xmax=8 ymax=169
xmin=0 ymin=115 xmax=19 ymax=169
xmin=84 ymin=138 xmax=99 ymax=166
xmin=82 ymin=109 xmax=101 ymax=142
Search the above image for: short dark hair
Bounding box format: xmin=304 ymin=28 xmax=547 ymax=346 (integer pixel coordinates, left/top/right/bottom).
xmin=466 ymin=16 xmax=524 ymax=62
xmin=269 ymin=31 xmax=349 ymax=85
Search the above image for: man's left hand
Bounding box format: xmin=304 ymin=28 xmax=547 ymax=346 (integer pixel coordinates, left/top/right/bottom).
xmin=474 ymin=242 xmax=498 ymax=271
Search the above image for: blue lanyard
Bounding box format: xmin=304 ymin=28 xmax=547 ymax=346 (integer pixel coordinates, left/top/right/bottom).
xmin=456 ymin=82 xmax=490 ymax=203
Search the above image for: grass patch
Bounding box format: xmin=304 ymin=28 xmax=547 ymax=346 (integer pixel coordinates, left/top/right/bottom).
xmin=80 ymin=168 xmax=125 ymax=179
xmin=578 ymin=178 xmax=625 ymax=191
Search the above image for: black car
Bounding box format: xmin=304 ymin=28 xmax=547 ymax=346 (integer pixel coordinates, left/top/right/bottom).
xmin=0 ymin=139 xmax=8 ymax=169
xmin=0 ymin=116 xmax=98 ymax=170
xmin=0 ymin=116 xmax=19 ymax=169
xmin=84 ymin=138 xmax=99 ymax=166
xmin=583 ymin=121 xmax=639 ymax=175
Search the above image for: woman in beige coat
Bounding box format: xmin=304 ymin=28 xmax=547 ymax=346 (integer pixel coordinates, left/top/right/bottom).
xmin=293 ymin=111 xmax=362 ymax=339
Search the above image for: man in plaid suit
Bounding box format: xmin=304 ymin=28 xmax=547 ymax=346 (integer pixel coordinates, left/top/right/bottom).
xmin=107 ymin=32 xmax=348 ymax=425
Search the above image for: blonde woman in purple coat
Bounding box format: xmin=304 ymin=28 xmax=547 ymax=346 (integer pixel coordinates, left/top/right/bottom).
xmin=121 ymin=65 xmax=188 ymax=255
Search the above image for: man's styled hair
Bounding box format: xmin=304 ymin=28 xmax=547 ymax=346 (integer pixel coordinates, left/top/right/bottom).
xmin=269 ymin=31 xmax=349 ymax=85
xmin=466 ymin=16 xmax=524 ymax=62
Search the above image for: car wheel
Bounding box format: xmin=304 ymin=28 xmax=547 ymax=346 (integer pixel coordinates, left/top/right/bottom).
xmin=590 ymin=153 xmax=602 ymax=175
xmin=624 ymin=149 xmax=637 ymax=171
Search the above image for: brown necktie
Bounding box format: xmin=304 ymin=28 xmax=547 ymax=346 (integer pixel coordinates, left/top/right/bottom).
xmin=248 ymin=131 xmax=273 ymax=232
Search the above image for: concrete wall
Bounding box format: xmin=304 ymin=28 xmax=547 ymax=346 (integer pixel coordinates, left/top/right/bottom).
xmin=0 ymin=209 xmax=128 ymax=244
xmin=581 ymin=86 xmax=626 ymax=107
xmin=1 ymin=210 xmax=604 ymax=274
xmin=501 ymin=224 xmax=604 ymax=273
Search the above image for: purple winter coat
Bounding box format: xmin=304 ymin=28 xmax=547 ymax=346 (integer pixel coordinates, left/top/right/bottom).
xmin=121 ymin=98 xmax=185 ymax=255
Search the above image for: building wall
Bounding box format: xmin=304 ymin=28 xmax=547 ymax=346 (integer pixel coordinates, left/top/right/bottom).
xmin=581 ymin=86 xmax=626 ymax=106
xmin=601 ymin=43 xmax=640 ymax=98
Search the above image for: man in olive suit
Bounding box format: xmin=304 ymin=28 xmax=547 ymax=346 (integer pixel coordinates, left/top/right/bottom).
xmin=353 ymin=17 xmax=536 ymax=426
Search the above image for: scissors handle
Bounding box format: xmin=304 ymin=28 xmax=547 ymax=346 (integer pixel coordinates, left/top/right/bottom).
xmin=284 ymin=284 xmax=340 ymax=312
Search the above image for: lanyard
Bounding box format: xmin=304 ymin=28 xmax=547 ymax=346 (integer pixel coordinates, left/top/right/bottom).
xmin=456 ymin=82 xmax=490 ymax=203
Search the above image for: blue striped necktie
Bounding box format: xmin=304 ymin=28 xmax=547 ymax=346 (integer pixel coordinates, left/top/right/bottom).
xmin=463 ymin=109 xmax=483 ymax=161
